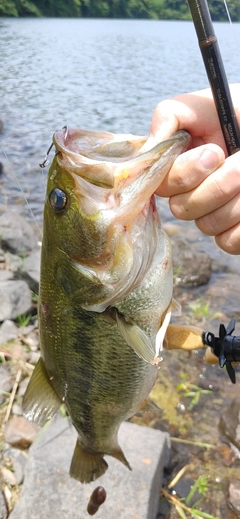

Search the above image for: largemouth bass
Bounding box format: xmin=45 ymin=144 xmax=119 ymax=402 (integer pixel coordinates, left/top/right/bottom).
xmin=23 ymin=127 xmax=191 ymax=484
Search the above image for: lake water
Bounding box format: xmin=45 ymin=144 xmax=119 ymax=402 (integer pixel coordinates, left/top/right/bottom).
xmin=0 ymin=18 xmax=240 ymax=218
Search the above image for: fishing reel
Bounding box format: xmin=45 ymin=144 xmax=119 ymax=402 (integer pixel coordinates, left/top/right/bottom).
xmin=202 ymin=318 xmax=240 ymax=384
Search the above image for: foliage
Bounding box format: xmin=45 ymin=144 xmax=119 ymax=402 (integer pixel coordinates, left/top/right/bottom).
xmin=162 ymin=476 xmax=218 ymax=519
xmin=176 ymin=374 xmax=212 ymax=409
xmin=0 ymin=0 xmax=239 ymax=21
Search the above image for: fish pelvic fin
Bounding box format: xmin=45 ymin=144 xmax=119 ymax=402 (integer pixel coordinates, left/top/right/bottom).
xmin=22 ymin=357 xmax=61 ymax=426
xmin=70 ymin=441 xmax=108 ymax=484
xmin=115 ymin=310 xmax=156 ymax=364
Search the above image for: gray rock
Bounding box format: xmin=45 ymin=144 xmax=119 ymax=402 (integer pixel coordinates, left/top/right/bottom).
xmin=172 ymin=237 xmax=212 ymax=287
xmin=4 ymin=252 xmax=23 ymax=273
xmin=1 ymin=466 xmax=17 ymax=486
xmin=9 ymin=415 xmax=170 ymax=519
xmin=4 ymin=415 xmax=39 ymax=449
xmin=3 ymin=447 xmax=28 ymax=485
xmin=0 ymin=213 xmax=37 ymax=254
xmin=0 ymin=280 xmax=32 ymax=321
xmin=229 ymin=478 xmax=240 ymax=512
xmin=0 ymin=270 xmax=14 ymax=281
xmin=0 ymin=364 xmax=13 ymax=405
xmin=219 ymin=399 xmax=240 ymax=450
xmin=0 ymin=319 xmax=19 ymax=345
xmin=12 ymin=403 xmax=23 ymax=416
xmin=21 ymin=249 xmax=41 ymax=293
xmin=0 ymin=491 xmax=7 ymax=519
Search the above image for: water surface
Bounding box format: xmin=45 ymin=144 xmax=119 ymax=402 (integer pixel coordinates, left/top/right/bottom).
xmin=0 ymin=18 xmax=239 ymax=218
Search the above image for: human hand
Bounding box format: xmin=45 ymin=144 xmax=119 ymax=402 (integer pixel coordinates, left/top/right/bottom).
xmin=149 ymin=85 xmax=240 ymax=254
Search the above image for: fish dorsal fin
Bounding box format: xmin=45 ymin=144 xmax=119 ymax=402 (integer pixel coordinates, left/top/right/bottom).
xmin=115 ymin=311 xmax=156 ymax=364
xmin=22 ymin=357 xmax=61 ymax=427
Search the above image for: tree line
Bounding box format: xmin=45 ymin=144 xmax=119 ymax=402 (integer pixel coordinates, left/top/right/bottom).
xmin=0 ymin=0 xmax=240 ymax=22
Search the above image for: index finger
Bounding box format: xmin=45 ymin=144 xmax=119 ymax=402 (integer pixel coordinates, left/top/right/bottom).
xmin=151 ymin=89 xmax=223 ymax=146
xmin=150 ymin=85 xmax=240 ymax=154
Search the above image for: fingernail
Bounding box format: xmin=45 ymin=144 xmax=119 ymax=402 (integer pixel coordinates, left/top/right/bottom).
xmin=199 ymin=148 xmax=221 ymax=171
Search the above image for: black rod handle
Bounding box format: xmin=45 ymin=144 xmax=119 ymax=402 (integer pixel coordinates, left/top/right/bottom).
xmin=188 ymin=0 xmax=240 ymax=155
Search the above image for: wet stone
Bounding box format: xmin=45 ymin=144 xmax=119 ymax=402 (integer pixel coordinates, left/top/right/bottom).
xmin=3 ymin=447 xmax=28 ymax=485
xmin=20 ymin=249 xmax=40 ymax=293
xmin=1 ymin=466 xmax=17 ymax=486
xmin=218 ymin=399 xmax=240 ymax=450
xmin=4 ymin=416 xmax=40 ymax=450
xmin=0 ymin=280 xmax=32 ymax=321
xmin=0 ymin=491 xmax=7 ymax=519
xmin=12 ymin=403 xmax=23 ymax=416
xmin=9 ymin=415 xmax=170 ymax=519
xmin=17 ymin=377 xmax=30 ymax=398
xmin=0 ymin=364 xmax=14 ymax=405
xmin=4 ymin=252 xmax=22 ymax=273
xmin=172 ymin=238 xmax=212 ymax=287
xmin=0 ymin=270 xmax=14 ymax=281
xmin=228 ymin=479 xmax=240 ymax=512
xmin=0 ymin=213 xmax=38 ymax=254
xmin=0 ymin=320 xmax=19 ymax=346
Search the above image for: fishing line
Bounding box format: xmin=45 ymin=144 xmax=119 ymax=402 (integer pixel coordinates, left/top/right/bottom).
xmin=223 ymin=0 xmax=240 ymax=57
xmin=0 ymin=140 xmax=43 ymax=240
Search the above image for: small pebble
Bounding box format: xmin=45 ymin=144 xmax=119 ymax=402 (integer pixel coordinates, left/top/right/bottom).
xmin=12 ymin=403 xmax=23 ymax=416
xmin=1 ymin=466 xmax=17 ymax=486
xmin=4 ymin=415 xmax=39 ymax=449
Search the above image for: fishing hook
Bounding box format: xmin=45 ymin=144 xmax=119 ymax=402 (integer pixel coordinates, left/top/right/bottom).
xmin=39 ymin=141 xmax=54 ymax=168
xmin=39 ymin=125 xmax=68 ymax=168
xmin=202 ymin=318 xmax=240 ymax=383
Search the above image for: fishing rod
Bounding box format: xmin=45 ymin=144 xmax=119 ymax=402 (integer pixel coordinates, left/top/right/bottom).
xmin=187 ymin=0 xmax=240 ymax=383
xmin=187 ymin=0 xmax=240 ymax=155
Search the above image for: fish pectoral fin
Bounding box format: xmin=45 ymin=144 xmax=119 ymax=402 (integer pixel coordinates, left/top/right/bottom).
xmin=155 ymin=302 xmax=173 ymax=358
xmin=115 ymin=311 xmax=156 ymax=364
xmin=164 ymin=324 xmax=205 ymax=351
xmin=70 ymin=441 xmax=108 ymax=484
xmin=22 ymin=357 xmax=61 ymax=427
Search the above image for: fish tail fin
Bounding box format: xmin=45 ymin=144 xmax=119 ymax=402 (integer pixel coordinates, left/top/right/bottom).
xmin=110 ymin=445 xmax=132 ymax=471
xmin=70 ymin=440 xmax=108 ymax=484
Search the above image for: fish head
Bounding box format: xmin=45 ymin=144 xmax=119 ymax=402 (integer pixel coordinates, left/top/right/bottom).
xmin=45 ymin=126 xmax=190 ymax=255
xmin=43 ymin=127 xmax=190 ymax=308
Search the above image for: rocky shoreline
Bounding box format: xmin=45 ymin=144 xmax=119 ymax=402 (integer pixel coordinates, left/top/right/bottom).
xmin=1 ymin=210 xmax=240 ymax=517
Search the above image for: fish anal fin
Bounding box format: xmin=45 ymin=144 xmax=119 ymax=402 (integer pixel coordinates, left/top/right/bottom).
xmin=165 ymin=324 xmax=204 ymax=351
xmin=70 ymin=441 xmax=108 ymax=484
xmin=22 ymin=357 xmax=61 ymax=427
xmin=110 ymin=444 xmax=132 ymax=471
xmin=115 ymin=310 xmax=155 ymax=364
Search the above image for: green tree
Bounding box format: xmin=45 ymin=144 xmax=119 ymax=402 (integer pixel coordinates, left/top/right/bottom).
xmin=0 ymin=0 xmax=239 ymax=22
xmin=0 ymin=0 xmax=18 ymax=15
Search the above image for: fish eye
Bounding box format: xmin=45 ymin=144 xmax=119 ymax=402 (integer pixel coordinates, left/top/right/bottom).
xmin=49 ymin=188 xmax=67 ymax=212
